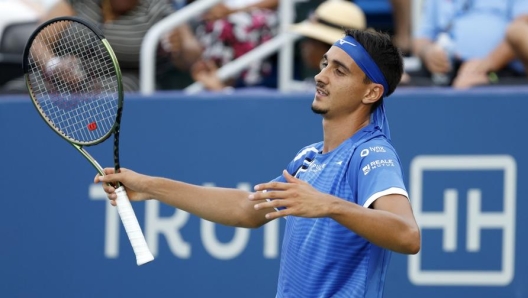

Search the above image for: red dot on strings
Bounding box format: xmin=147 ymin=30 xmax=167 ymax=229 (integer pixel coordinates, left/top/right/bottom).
xmin=87 ymin=122 xmax=97 ymax=131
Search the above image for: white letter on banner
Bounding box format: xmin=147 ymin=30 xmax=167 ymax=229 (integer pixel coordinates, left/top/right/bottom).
xmin=145 ymin=200 xmax=191 ymax=258
xmin=408 ymin=155 xmax=516 ymax=286
xmin=89 ymin=184 xmax=120 ymax=258
xmin=201 ymin=219 xmax=250 ymax=259
xmin=239 ymin=182 xmax=279 ymax=258
xmin=235 ymin=183 xmax=280 ymax=258
xmin=200 ymin=182 xmax=251 ymax=259
xmin=466 ymin=188 xmax=512 ymax=252
xmin=263 ymin=219 xmax=279 ymax=258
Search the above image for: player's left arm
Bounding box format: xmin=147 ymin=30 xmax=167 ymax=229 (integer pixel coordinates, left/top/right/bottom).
xmin=251 ymin=172 xmax=420 ymax=254
xmin=330 ymin=193 xmax=421 ymax=254
xmin=251 ymin=175 xmax=420 ymax=254
xmin=250 ymin=144 xmax=421 ymax=254
xmin=332 ymin=143 xmax=421 ymax=254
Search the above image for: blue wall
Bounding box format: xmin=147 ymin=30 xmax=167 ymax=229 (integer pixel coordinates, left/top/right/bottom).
xmin=1 ymin=87 xmax=527 ymax=297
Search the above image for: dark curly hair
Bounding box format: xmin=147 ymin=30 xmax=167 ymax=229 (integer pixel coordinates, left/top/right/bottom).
xmin=344 ymin=29 xmax=403 ymax=110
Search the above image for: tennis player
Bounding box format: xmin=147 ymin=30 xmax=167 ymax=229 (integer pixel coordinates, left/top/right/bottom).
xmin=96 ymin=29 xmax=420 ymax=298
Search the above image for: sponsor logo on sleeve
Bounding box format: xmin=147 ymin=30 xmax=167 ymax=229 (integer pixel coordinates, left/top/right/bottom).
xmin=362 ymin=164 xmax=371 ymax=175
xmin=370 ymin=159 xmax=395 ymax=169
xmin=369 ymin=146 xmax=386 ymax=152
xmin=362 ymin=159 xmax=395 ymax=175
xmin=360 ymin=149 xmax=369 ymax=157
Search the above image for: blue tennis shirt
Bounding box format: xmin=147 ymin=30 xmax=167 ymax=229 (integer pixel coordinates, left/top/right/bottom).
xmin=272 ymin=124 xmax=408 ymax=298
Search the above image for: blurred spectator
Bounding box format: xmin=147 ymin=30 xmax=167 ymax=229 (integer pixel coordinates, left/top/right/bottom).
xmin=200 ymin=0 xmax=278 ymax=22
xmin=0 ymin=1 xmax=61 ymax=90
xmin=290 ymin=0 xmax=366 ymax=87
xmin=389 ymin=0 xmax=411 ymax=55
xmin=342 ymin=0 xmax=411 ymax=55
xmin=0 ymin=1 xmax=40 ymax=41
xmin=172 ymin=0 xmax=187 ymax=10
xmin=413 ymin=0 xmax=528 ymax=88
xmin=2 ymin=0 xmax=201 ymax=93
xmin=507 ymin=17 xmax=528 ymax=75
xmin=189 ymin=0 xmax=279 ymax=91
xmin=292 ymin=0 xmax=412 ymax=84
xmin=0 ymin=0 xmax=60 ymax=46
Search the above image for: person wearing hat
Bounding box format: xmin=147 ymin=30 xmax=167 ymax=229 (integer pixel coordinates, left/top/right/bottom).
xmin=291 ymin=0 xmax=367 ymax=85
xmin=189 ymin=0 xmax=368 ymax=92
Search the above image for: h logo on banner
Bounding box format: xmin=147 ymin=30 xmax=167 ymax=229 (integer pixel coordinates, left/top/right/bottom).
xmin=408 ymin=155 xmax=516 ymax=286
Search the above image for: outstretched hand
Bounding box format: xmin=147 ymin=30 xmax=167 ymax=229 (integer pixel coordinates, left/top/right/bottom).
xmin=249 ymin=170 xmax=337 ymax=220
xmin=94 ymin=168 xmax=153 ymax=206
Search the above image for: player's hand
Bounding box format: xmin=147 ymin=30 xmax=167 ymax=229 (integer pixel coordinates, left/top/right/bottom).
xmin=249 ymin=170 xmax=337 ymax=220
xmin=94 ymin=168 xmax=153 ymax=205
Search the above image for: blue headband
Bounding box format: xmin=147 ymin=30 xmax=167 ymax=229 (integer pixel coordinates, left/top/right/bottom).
xmin=333 ymin=36 xmax=389 ymax=97
xmin=333 ymin=35 xmax=391 ymax=139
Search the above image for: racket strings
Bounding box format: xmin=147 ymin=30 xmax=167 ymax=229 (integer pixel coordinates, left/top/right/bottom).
xmin=27 ymin=20 xmax=120 ymax=144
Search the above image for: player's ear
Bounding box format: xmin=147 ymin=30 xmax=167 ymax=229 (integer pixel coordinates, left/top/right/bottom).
xmin=362 ymin=83 xmax=383 ymax=105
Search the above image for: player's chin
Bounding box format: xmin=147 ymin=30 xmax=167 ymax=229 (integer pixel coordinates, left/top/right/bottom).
xmin=311 ymin=103 xmax=328 ymax=115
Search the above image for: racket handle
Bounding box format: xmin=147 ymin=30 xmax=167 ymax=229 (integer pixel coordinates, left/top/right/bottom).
xmin=115 ymin=186 xmax=154 ymax=266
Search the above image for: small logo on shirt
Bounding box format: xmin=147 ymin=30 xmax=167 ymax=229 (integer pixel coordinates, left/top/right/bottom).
xmin=370 ymin=159 xmax=395 ymax=169
xmin=363 ymin=160 xmax=394 ymax=176
xmin=338 ymin=39 xmax=356 ymax=47
xmin=308 ymin=163 xmax=326 ymax=172
xmin=360 ymin=149 xmax=369 ymax=157
xmin=362 ymin=165 xmax=371 ymax=175
xmin=369 ymin=146 xmax=386 ymax=153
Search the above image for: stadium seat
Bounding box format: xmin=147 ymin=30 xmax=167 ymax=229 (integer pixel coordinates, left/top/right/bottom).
xmin=0 ymin=21 xmax=38 ymax=88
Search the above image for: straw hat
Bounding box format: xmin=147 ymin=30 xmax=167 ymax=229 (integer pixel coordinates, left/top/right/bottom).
xmin=290 ymin=0 xmax=366 ymax=45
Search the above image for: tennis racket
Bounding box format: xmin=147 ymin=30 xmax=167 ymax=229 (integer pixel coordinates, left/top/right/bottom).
xmin=23 ymin=16 xmax=154 ymax=266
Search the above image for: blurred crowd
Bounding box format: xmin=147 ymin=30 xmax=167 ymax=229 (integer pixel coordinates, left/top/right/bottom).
xmin=1 ymin=0 xmax=527 ymax=94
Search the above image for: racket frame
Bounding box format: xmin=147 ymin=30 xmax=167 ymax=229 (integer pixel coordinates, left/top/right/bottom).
xmin=23 ymin=16 xmax=124 ymax=147
xmin=23 ymin=16 xmax=153 ymax=265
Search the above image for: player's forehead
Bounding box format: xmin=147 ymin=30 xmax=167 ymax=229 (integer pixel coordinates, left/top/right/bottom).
xmin=323 ymin=46 xmax=361 ymax=72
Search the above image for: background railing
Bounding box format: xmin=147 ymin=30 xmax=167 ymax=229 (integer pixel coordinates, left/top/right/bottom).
xmin=139 ymin=0 xmax=424 ymax=95
xmin=140 ymin=0 xmax=300 ymax=95
xmin=139 ymin=0 xmax=222 ymax=95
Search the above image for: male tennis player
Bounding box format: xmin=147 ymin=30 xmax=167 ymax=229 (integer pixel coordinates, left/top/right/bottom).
xmin=96 ymin=29 xmax=420 ymax=298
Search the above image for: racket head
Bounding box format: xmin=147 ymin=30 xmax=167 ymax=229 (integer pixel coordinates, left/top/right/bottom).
xmin=23 ymin=16 xmax=124 ymax=147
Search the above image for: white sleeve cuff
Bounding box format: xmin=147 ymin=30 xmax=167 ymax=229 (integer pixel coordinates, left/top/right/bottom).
xmin=362 ymin=187 xmax=409 ymax=208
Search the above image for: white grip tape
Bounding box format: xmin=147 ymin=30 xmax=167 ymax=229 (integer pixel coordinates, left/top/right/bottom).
xmin=115 ymin=186 xmax=154 ymax=265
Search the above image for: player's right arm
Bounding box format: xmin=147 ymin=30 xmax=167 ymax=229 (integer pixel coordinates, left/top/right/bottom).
xmin=95 ymin=168 xmax=273 ymax=229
